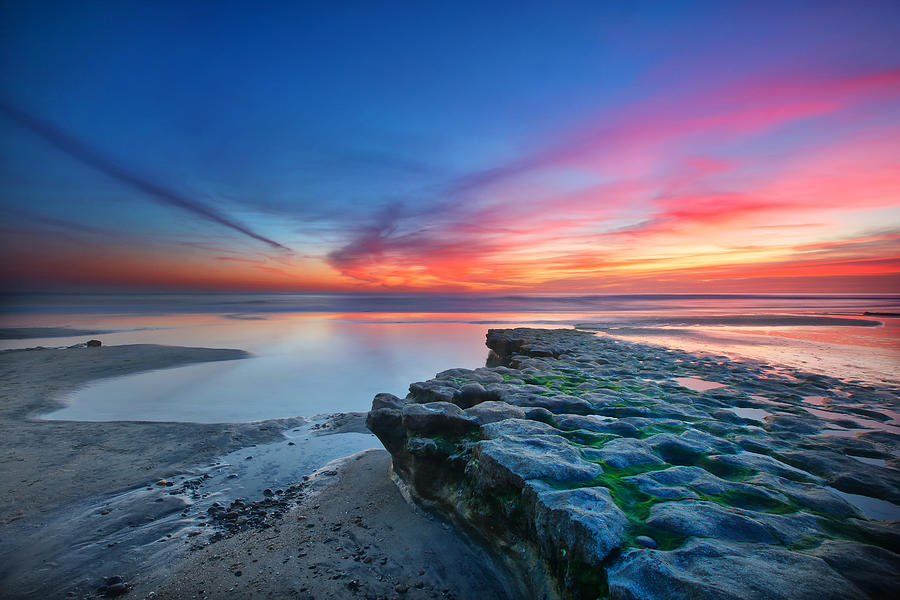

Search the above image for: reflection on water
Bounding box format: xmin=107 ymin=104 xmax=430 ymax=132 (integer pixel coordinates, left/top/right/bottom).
xmin=819 ymin=428 xmax=878 ymax=438
xmin=847 ymin=455 xmax=887 ymax=468
xmin=672 ymin=377 xmax=728 ymax=392
xmin=0 ymin=420 xmax=379 ymax=598
xmin=729 ymin=407 xmax=770 ymax=422
xmin=44 ymin=319 xmax=528 ymax=422
xmin=801 ymin=406 xmax=900 ymax=436
xmin=2 ymin=293 xmax=898 ymax=422
xmin=598 ymin=323 xmax=900 ymax=386
xmin=826 ymin=487 xmax=900 ymax=521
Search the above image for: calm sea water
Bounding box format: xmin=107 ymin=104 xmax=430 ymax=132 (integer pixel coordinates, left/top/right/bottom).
xmin=1 ymin=293 xmax=897 ymax=422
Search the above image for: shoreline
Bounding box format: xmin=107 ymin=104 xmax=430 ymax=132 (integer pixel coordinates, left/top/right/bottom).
xmin=0 ymin=343 xmax=510 ymax=599
xmin=0 ymin=343 xmax=309 ymax=598
xmin=0 ymin=344 xmax=303 ymax=524
xmin=0 ymin=326 xmax=118 ymax=340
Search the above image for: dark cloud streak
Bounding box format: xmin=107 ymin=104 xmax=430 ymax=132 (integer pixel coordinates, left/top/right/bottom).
xmin=326 ymin=203 xmax=404 ymax=275
xmin=0 ymin=100 xmax=290 ymax=251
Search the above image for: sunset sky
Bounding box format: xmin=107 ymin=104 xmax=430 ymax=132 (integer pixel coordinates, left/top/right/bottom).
xmin=1 ymin=1 xmax=898 ymax=294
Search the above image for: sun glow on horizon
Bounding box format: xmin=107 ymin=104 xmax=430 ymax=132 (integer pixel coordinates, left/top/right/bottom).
xmin=1 ymin=3 xmax=898 ymax=294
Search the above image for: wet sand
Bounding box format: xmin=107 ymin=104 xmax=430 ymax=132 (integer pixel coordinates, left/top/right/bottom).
xmin=0 ymin=344 xmax=510 ymax=599
xmin=0 ymin=344 xmax=298 ymax=524
xmin=145 ymin=450 xmax=512 ymax=600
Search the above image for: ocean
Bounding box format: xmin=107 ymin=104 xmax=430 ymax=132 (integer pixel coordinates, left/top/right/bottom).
xmin=1 ymin=293 xmax=897 ymax=422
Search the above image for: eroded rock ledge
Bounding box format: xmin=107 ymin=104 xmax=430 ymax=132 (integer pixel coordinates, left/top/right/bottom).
xmin=366 ymin=328 xmax=900 ymax=600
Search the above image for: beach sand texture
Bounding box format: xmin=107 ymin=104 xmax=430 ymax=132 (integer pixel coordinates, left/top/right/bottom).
xmin=0 ymin=343 xmax=509 ymax=599
xmin=0 ymin=344 xmax=296 ymax=524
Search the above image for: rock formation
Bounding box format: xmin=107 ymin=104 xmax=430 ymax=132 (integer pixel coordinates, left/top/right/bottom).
xmin=366 ymin=328 xmax=900 ymax=599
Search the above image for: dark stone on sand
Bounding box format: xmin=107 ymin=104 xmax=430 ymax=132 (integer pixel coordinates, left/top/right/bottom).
xmin=86 ymin=339 xmax=102 ymax=347
xmin=105 ymin=584 xmax=127 ymax=596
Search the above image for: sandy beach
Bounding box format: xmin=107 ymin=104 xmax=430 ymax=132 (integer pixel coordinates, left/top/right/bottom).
xmin=144 ymin=449 xmax=512 ymax=600
xmin=0 ymin=343 xmax=510 ymax=599
xmin=0 ymin=344 xmax=294 ymax=523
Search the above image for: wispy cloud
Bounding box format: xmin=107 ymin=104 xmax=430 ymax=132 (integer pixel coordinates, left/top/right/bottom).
xmin=318 ymin=68 xmax=900 ymax=291
xmin=0 ymin=99 xmax=290 ymax=251
xmin=3 ymin=65 xmax=898 ymax=292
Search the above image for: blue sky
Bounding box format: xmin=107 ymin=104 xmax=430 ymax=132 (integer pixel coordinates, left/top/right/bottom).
xmin=1 ymin=1 xmax=898 ymax=292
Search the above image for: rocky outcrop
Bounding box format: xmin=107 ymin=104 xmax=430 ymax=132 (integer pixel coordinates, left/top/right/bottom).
xmin=366 ymin=328 xmax=900 ymax=599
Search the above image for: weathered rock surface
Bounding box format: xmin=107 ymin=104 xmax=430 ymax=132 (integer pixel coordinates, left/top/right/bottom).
xmin=366 ymin=328 xmax=900 ymax=599
xmin=607 ymin=539 xmax=865 ymax=600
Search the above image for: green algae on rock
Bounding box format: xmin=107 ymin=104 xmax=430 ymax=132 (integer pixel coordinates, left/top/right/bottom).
xmin=366 ymin=328 xmax=900 ymax=600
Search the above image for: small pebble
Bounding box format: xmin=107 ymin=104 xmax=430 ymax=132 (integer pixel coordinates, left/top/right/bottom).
xmin=105 ymin=583 xmax=127 ymax=597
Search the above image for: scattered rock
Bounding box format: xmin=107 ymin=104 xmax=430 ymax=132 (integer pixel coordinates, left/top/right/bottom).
xmin=104 ymin=582 xmax=127 ymax=597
